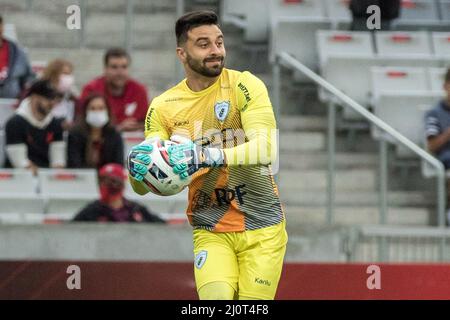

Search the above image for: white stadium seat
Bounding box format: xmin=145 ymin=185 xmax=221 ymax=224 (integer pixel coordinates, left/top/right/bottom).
xmin=432 ymin=32 xmax=450 ymax=59
xmin=371 ymin=92 xmax=443 ymax=158
xmin=270 ymin=19 xmax=331 ymax=78
xmin=323 ymin=0 xmax=352 ymax=26
xmin=317 ymin=30 xmax=375 ymax=66
xmin=0 ymin=169 xmax=44 ymax=214
xmin=428 ymin=67 xmax=447 ymax=93
xmin=396 ymin=0 xmax=439 ymax=25
xmin=122 ymin=131 xmax=145 ymax=162
xmin=440 ymin=0 xmax=450 ymax=22
xmin=375 ymin=31 xmax=433 ymax=58
xmin=0 ymin=99 xmax=17 ymax=129
xmin=3 ymin=23 xmax=17 ymax=42
xmin=270 ymin=0 xmax=326 ymax=19
xmin=370 ymin=66 xmax=429 ymax=96
xmin=38 ymin=169 xmax=99 ymax=214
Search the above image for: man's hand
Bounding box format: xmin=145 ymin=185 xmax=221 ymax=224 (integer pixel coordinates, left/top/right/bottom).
xmin=167 ymin=135 xmax=225 ymax=180
xmin=127 ymin=140 xmax=155 ymax=182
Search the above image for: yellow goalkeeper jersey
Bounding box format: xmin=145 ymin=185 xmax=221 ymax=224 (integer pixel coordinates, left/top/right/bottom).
xmin=144 ymin=68 xmax=284 ymax=232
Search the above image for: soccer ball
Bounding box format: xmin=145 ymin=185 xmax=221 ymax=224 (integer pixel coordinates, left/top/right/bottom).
xmin=141 ymin=139 xmax=191 ymax=196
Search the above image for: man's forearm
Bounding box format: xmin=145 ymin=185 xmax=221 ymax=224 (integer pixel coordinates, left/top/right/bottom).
xmin=428 ymin=132 xmax=450 ymax=154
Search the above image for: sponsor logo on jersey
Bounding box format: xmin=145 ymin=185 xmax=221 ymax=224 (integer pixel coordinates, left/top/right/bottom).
xmin=214 ymin=101 xmax=230 ymax=122
xmin=254 ymin=277 xmax=271 ymax=286
xmin=174 ymin=120 xmax=190 ymax=127
xmin=238 ymin=82 xmax=251 ymax=103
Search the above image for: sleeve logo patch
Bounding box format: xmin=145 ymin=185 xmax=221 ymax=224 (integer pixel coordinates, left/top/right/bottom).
xmin=194 ymin=250 xmax=208 ymax=269
xmin=214 ymin=101 xmax=230 ymax=122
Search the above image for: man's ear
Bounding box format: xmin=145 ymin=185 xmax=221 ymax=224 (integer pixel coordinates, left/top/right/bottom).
xmin=444 ymin=82 xmax=450 ymax=92
xmin=176 ymin=47 xmax=187 ymax=63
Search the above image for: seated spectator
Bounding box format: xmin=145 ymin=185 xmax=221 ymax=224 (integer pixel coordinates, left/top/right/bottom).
xmin=349 ymin=0 xmax=400 ymax=31
xmin=41 ymin=59 xmax=78 ymax=130
xmin=425 ymin=68 xmax=450 ymax=224
xmin=67 ymin=94 xmax=124 ymax=169
xmin=4 ymin=79 xmax=65 ymax=175
xmin=79 ymin=47 xmax=149 ymax=132
xmin=73 ymin=163 xmax=165 ymax=223
xmin=0 ymin=14 xmax=35 ymax=98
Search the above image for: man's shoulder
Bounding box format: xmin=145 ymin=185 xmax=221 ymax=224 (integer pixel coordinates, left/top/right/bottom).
xmin=151 ymin=83 xmax=185 ymax=108
xmin=426 ymin=101 xmax=448 ymax=118
xmin=6 ymin=113 xmax=27 ymax=128
xmin=83 ymin=76 xmax=106 ymax=91
xmin=126 ymin=78 xmax=148 ymax=93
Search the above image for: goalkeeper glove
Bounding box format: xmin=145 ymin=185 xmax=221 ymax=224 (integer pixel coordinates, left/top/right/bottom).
xmin=127 ymin=140 xmax=155 ymax=182
xmin=167 ymin=135 xmax=225 ymax=180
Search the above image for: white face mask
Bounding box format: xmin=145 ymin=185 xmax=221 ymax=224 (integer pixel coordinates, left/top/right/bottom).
xmin=58 ymin=74 xmax=74 ymax=93
xmin=86 ymin=110 xmax=109 ymax=128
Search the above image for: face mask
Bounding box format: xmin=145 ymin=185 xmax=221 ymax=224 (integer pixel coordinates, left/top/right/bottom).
xmin=99 ymin=184 xmax=124 ymax=203
xmin=58 ymin=74 xmax=74 ymax=93
xmin=86 ymin=110 xmax=109 ymax=128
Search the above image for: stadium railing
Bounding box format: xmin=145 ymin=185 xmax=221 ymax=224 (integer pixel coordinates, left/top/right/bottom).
xmin=272 ymin=52 xmax=446 ymax=227
xmin=344 ymin=224 xmax=450 ymax=262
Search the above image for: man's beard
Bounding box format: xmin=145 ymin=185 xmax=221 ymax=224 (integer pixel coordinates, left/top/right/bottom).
xmin=186 ymin=53 xmax=225 ymax=78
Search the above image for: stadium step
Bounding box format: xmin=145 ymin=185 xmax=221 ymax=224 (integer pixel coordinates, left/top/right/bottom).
xmin=279 ymin=132 xmax=325 ymax=152
xmin=278 ymin=169 xmax=376 ymax=191
xmin=284 ymin=206 xmax=431 ymax=226
xmin=279 ymin=190 xmax=435 ymax=207
xmin=279 ymin=115 xmax=328 ymax=131
xmin=279 ymin=152 xmax=378 ymax=170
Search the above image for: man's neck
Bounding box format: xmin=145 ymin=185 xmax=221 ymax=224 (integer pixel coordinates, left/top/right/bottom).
xmin=31 ymin=105 xmax=46 ymax=122
xmin=108 ymin=197 xmax=124 ymax=210
xmin=185 ymin=68 xmax=220 ymax=92
xmin=106 ymin=81 xmax=125 ymax=97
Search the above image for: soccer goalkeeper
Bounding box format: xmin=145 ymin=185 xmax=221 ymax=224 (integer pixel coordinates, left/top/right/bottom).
xmin=128 ymin=10 xmax=287 ymax=300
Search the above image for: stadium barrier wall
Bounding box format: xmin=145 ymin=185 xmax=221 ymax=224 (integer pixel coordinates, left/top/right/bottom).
xmin=1 ymin=261 xmax=450 ymax=299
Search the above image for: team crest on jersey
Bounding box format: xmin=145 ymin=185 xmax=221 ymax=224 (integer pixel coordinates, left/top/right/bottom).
xmin=195 ymin=250 xmax=208 ymax=269
xmin=214 ymin=101 xmax=230 ymax=122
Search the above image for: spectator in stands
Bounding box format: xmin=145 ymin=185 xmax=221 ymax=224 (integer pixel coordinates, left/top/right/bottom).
xmin=41 ymin=59 xmax=78 ymax=130
xmin=0 ymin=14 xmax=35 ymax=98
xmin=67 ymin=93 xmax=124 ymax=169
xmin=4 ymin=79 xmax=65 ymax=175
xmin=73 ymin=163 xmax=165 ymax=223
xmin=425 ymin=68 xmax=450 ymax=224
xmin=79 ymin=47 xmax=149 ymax=132
xmin=349 ymin=0 xmax=400 ymax=31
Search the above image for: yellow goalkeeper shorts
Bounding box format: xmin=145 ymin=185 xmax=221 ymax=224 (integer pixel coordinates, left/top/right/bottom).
xmin=192 ymin=220 xmax=288 ymax=300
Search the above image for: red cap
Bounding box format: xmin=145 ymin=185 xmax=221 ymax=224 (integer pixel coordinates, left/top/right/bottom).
xmin=99 ymin=163 xmax=127 ymax=181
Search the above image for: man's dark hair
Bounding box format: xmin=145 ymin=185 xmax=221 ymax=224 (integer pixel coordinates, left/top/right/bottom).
xmin=104 ymin=47 xmax=130 ymax=66
xmin=175 ymin=11 xmax=219 ymax=46
xmin=445 ymin=68 xmax=450 ymax=84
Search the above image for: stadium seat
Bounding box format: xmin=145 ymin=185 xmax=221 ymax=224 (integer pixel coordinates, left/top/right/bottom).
xmin=371 ymin=92 xmax=443 ymax=158
xmin=375 ymin=31 xmax=433 ymax=58
xmin=396 ymin=0 xmax=440 ymax=26
xmin=431 ymin=32 xmax=450 ymax=59
xmin=323 ymin=0 xmax=352 ymax=27
xmin=124 ymin=178 xmax=188 ymax=214
xmin=317 ymin=30 xmax=375 ymax=66
xmin=0 ymin=99 xmax=17 ymax=129
xmin=3 ymin=23 xmax=17 ymax=42
xmin=0 ymin=169 xmax=44 ymax=214
xmin=220 ymin=0 xmax=270 ymax=42
xmin=428 ymin=67 xmax=447 ymax=93
xmin=370 ymin=66 xmax=429 ymax=96
xmin=270 ymin=19 xmax=331 ymax=78
xmin=270 ymin=0 xmax=326 ymax=19
xmin=38 ymin=169 xmax=99 ymax=214
xmin=122 ymin=131 xmax=145 ymax=162
xmin=440 ymin=0 xmax=450 ymax=23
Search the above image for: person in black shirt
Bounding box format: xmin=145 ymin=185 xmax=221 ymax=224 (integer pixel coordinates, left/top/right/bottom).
xmin=73 ymin=163 xmax=165 ymax=223
xmin=67 ymin=93 xmax=124 ymax=169
xmin=4 ymin=79 xmax=65 ymax=174
xmin=349 ymin=0 xmax=400 ymax=31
